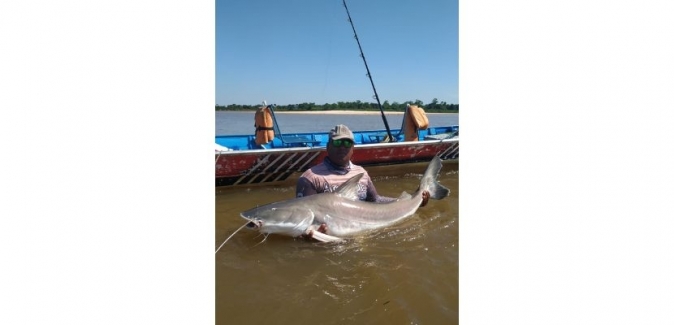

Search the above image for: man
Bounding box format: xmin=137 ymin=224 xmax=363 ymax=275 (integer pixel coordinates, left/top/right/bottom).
xmin=296 ymin=124 xmax=397 ymax=203
xmin=298 ymin=124 xmax=419 ymax=237
xmin=296 ymin=124 xmax=430 ymax=236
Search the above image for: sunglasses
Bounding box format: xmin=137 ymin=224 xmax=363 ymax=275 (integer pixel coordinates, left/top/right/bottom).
xmin=331 ymin=139 xmax=353 ymax=148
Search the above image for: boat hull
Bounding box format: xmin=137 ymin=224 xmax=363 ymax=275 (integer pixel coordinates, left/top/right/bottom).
xmin=215 ymin=138 xmax=458 ymax=187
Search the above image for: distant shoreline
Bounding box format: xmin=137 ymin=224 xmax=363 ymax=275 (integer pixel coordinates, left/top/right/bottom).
xmin=226 ymin=110 xmax=457 ymax=116
xmin=278 ymin=110 xmax=402 ymax=115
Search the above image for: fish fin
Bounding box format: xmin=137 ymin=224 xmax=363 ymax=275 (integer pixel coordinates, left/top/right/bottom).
xmin=420 ymin=156 xmax=450 ymax=200
xmin=311 ymin=231 xmax=345 ymax=243
xmin=334 ymin=173 xmax=364 ymax=200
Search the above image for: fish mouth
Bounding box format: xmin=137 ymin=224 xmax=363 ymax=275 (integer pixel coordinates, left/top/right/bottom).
xmin=241 ymin=213 xmax=261 ymax=230
xmin=245 ymin=220 xmax=261 ymax=230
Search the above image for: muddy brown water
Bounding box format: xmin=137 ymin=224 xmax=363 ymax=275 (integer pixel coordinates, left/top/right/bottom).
xmin=215 ymin=161 xmax=459 ymax=324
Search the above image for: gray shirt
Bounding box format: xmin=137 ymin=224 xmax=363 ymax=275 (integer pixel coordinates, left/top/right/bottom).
xmin=296 ymin=158 xmax=395 ymax=202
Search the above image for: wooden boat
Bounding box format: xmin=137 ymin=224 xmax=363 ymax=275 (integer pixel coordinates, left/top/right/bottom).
xmin=215 ymin=104 xmax=458 ymax=187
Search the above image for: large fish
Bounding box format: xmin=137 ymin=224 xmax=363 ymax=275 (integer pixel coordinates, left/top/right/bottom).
xmin=237 ymin=156 xmax=450 ymax=243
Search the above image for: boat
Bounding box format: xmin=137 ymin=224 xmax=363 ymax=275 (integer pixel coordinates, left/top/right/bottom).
xmin=215 ymin=0 xmax=458 ymax=187
xmin=215 ymin=104 xmax=458 ymax=187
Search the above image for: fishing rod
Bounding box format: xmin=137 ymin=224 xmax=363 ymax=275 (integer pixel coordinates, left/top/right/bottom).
xmin=342 ymin=0 xmax=394 ymax=142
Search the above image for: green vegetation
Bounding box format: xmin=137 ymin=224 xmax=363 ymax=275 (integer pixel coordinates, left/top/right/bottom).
xmin=216 ymin=98 xmax=458 ymax=113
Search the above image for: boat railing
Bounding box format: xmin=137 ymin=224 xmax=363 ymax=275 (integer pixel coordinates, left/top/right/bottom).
xmin=266 ymin=104 xmax=321 ymax=148
xmin=423 ymin=125 xmax=459 ymax=140
xmin=368 ymin=108 xmax=416 ymax=143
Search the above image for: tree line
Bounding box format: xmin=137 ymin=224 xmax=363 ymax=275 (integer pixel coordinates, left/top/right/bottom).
xmin=216 ymin=98 xmax=458 ymax=113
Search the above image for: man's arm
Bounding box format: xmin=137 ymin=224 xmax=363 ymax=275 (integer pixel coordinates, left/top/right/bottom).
xmin=297 ymin=177 xmax=328 ymax=239
xmin=296 ymin=176 xmax=318 ymax=198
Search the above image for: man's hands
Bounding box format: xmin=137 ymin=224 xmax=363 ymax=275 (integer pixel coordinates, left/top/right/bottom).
xmin=301 ymin=223 xmax=329 ymax=240
xmin=420 ymin=190 xmax=430 ymax=207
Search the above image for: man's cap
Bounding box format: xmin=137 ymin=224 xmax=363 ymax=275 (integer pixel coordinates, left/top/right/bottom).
xmin=329 ymin=124 xmax=355 ymax=142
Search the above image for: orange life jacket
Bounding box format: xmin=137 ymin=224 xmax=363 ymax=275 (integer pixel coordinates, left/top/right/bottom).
xmin=254 ymin=106 xmax=274 ymax=145
xmin=403 ymin=104 xmax=429 ymax=141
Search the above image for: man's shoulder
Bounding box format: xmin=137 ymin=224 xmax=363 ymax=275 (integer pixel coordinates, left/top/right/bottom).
xmin=349 ymin=163 xmax=369 ymax=175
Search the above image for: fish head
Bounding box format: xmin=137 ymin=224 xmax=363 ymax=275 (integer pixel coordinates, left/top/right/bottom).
xmin=240 ymin=205 xmax=316 ymax=238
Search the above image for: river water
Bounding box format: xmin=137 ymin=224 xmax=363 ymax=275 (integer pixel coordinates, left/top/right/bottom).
xmin=215 ymin=111 xmax=459 ymax=324
xmin=216 ymin=110 xmax=459 ymax=135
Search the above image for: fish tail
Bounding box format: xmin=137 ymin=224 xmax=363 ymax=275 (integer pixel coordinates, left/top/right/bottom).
xmin=420 ymin=156 xmax=450 ymax=200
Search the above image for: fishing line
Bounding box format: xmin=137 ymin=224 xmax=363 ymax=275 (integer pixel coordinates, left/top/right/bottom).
xmin=215 ymin=221 xmax=249 ymax=253
xmin=252 ymin=234 xmax=270 ymax=247
xmin=342 ymin=0 xmax=394 ymax=141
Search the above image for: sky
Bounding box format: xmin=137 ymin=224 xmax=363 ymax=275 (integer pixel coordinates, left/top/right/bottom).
xmin=216 ymin=0 xmax=458 ymax=106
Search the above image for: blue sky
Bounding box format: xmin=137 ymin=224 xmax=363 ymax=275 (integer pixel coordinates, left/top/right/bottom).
xmin=216 ymin=0 xmax=458 ymax=106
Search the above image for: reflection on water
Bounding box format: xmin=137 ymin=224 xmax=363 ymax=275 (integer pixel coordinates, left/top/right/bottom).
xmin=216 ymin=162 xmax=458 ymax=324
